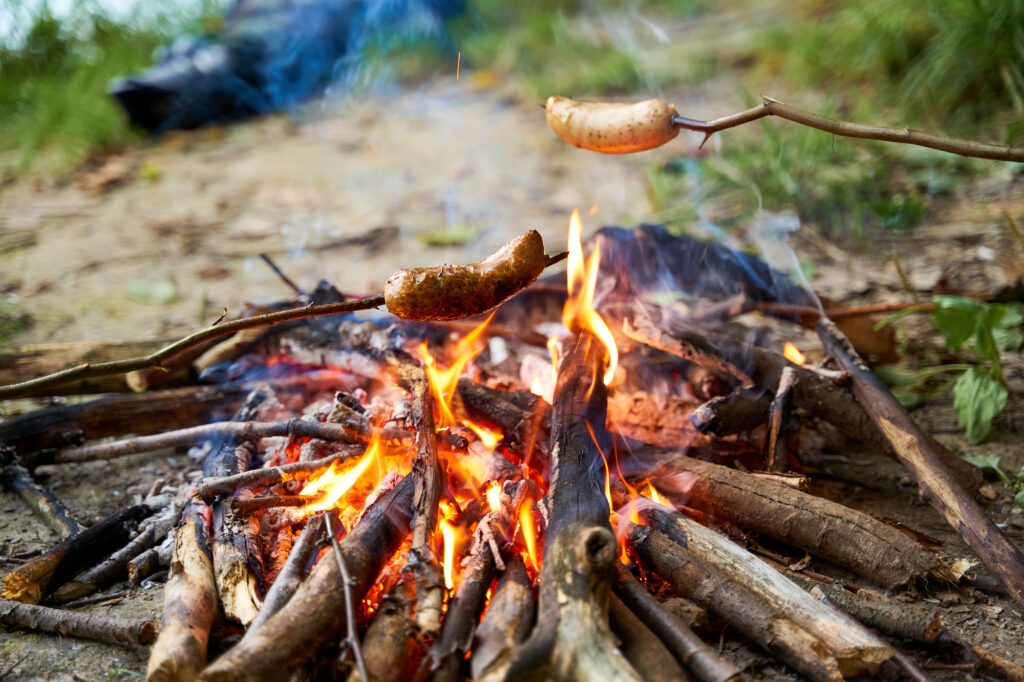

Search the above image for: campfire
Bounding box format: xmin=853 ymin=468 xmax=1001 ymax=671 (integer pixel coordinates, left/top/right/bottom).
xmin=2 ymin=211 xmax=1023 ymax=682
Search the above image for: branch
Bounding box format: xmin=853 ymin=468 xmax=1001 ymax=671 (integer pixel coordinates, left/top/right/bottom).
xmin=675 ymin=96 xmax=1024 ymax=162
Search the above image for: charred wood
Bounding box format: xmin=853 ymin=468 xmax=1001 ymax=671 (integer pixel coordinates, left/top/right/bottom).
xmin=689 ymin=387 xmax=771 ymax=437
xmin=456 ymin=378 xmax=550 ymax=467
xmin=346 ymin=580 xmax=416 ymax=682
xmin=0 ymin=596 xmax=157 ymax=646
xmin=470 ymin=555 xmax=535 ymax=682
xmin=245 ymin=516 xmax=323 ymax=637
xmin=0 ymin=463 xmax=82 ymax=538
xmin=195 ymin=450 xmax=362 ymax=504
xmin=51 ymin=524 xmax=157 ymax=601
xmin=608 ymin=592 xmax=690 ymax=682
xmin=766 ymin=366 xmax=797 ymax=472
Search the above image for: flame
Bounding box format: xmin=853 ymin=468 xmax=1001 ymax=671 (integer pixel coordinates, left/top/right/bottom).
xmin=299 ymin=439 xmax=380 ymax=513
xmin=641 ymin=482 xmax=669 ymax=507
xmin=563 ymin=209 xmax=618 ymax=385
xmin=586 ymin=421 xmax=614 ymax=515
xmin=485 ymin=481 xmax=502 ymax=514
xmin=519 ymin=498 xmax=539 ymax=572
xmin=439 ymin=499 xmax=459 ymax=591
xmin=588 ymin=203 xmax=599 ymax=216
xmin=418 ymin=313 xmax=493 ymax=427
xmin=783 ymin=342 xmax=806 ymax=366
xmin=462 ymin=418 xmax=503 ymax=451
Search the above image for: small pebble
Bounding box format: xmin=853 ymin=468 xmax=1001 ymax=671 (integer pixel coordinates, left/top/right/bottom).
xmin=979 ymin=485 xmax=997 ymax=500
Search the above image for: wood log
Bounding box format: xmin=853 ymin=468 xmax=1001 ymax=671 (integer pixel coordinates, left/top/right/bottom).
xmin=0 ymin=463 xmax=82 ymax=538
xmin=643 ymin=509 xmax=895 ymax=677
xmin=3 ymin=371 xmax=351 ymax=464
xmin=147 ymin=500 xmax=218 ymax=682
xmin=818 ymin=317 xmax=1024 ymax=607
xmin=244 ymin=515 xmax=322 ymax=637
xmin=1 ymin=504 xmax=150 ymax=604
xmin=470 ymin=555 xmax=535 ymax=682
xmin=195 ymin=451 xmax=362 ymax=504
xmin=51 ymin=525 xmax=156 ymax=601
xmin=0 ymin=597 xmax=157 ymax=646
xmin=608 ymin=593 xmax=690 ymax=682
xmin=630 ymin=524 xmax=844 ymax=682
xmin=504 ymin=333 xmax=642 ymax=682
xmin=612 ymin=564 xmax=742 ymax=682
xmin=231 ymin=494 xmax=308 ymax=514
xmin=129 ymin=534 xmax=173 ymax=586
xmin=689 ymin=387 xmax=771 ymax=437
xmin=645 ymin=453 xmax=946 ymax=589
xmin=455 ymin=378 xmax=550 ymax=468
xmin=346 ymin=580 xmax=416 ymax=682
xmin=198 ymin=474 xmax=415 ymax=681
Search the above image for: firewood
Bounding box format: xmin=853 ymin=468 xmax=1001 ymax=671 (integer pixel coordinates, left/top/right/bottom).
xmin=645 ymin=453 xmax=946 ymax=589
xmin=51 ymin=525 xmax=157 ymax=601
xmin=345 ymin=580 xmax=416 ymax=682
xmin=230 ymin=494 xmax=308 ymax=514
xmin=129 ymin=535 xmax=173 ymax=586
xmin=147 ymin=500 xmax=218 ymax=682
xmin=608 ymin=592 xmax=690 ymax=682
xmin=642 ymin=508 xmax=895 ymax=677
xmin=630 ymin=524 xmax=844 ymax=682
xmin=2 ymin=371 xmax=350 ymax=464
xmin=198 ymin=474 xmax=415 ymax=680
xmin=455 ymin=378 xmax=550 ymax=467
xmin=766 ymin=366 xmax=797 ymax=472
xmin=244 ymin=516 xmax=322 ymax=637
xmin=818 ymin=317 xmax=1024 ymax=608
xmin=0 ymin=596 xmax=157 ymax=646
xmin=0 ymin=463 xmax=82 ymax=538
xmin=195 ymin=451 xmax=362 ymax=503
xmin=504 ymin=333 xmax=642 ymax=682
xmin=1 ymin=504 xmax=150 ymax=604
xmin=612 ymin=564 xmax=742 ymax=682
xmin=470 ymin=555 xmax=535 ymax=682
xmin=689 ymin=387 xmax=771 ymax=437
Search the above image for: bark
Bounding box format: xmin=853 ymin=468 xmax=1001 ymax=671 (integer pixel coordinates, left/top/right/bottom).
xmin=504 ymin=333 xmax=642 ymax=682
xmin=147 ymin=500 xmax=218 ymax=682
xmin=470 ymin=555 xmax=535 ymax=682
xmin=644 ymin=509 xmax=894 ymax=677
xmin=647 ymin=453 xmax=945 ymax=589
xmin=0 ymin=597 xmax=157 ymax=645
xmin=346 ymin=581 xmax=416 ymax=682
xmin=818 ymin=317 xmax=1024 ymax=607
xmin=51 ymin=525 xmax=157 ymax=601
xmin=231 ymin=495 xmax=308 ymax=514
xmin=689 ymin=387 xmax=771 ymax=437
xmin=0 ymin=463 xmax=82 ymax=538
xmin=199 ymin=474 xmax=415 ymax=681
xmin=608 ymin=593 xmax=689 ymax=682
xmin=1 ymin=504 xmax=150 ymax=604
xmin=195 ymin=451 xmax=362 ymax=504
xmin=244 ymin=516 xmax=323 ymax=637
xmin=612 ymin=564 xmax=742 ymax=682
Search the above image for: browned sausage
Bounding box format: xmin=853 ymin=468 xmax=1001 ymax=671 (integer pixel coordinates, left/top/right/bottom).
xmin=545 ymin=96 xmax=680 ymax=154
xmin=384 ymin=230 xmax=546 ymax=321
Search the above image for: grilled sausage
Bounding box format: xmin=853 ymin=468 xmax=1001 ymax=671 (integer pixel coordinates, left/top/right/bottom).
xmin=545 ymin=96 xmax=680 ymax=154
xmin=385 ymin=230 xmax=546 ymax=321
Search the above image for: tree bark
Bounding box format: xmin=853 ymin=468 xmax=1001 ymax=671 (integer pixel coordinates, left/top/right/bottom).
xmin=0 ymin=597 xmax=157 ymax=646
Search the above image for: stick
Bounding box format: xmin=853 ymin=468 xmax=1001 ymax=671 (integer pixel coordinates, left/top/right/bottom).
xmin=128 ymin=535 xmax=173 ymax=586
xmin=674 ymin=95 xmax=1024 ymax=162
xmin=345 ymin=580 xmax=416 ymax=682
xmin=645 ymin=452 xmax=945 ymax=589
xmin=0 ymin=597 xmax=157 ymax=646
xmin=196 ymin=451 xmax=362 ymax=503
xmin=470 ymin=555 xmax=535 ymax=682
xmin=147 ymin=500 xmax=218 ymax=682
xmin=326 ymin=514 xmax=368 ymax=682
xmin=766 ymin=367 xmax=796 ymax=472
xmin=231 ymin=495 xmax=308 ymax=514
xmin=0 ymin=295 xmax=387 ymax=400
xmin=689 ymin=387 xmax=771 ymax=437
xmin=818 ymin=317 xmax=1024 ymax=607
xmin=244 ymin=516 xmax=322 ymax=637
xmin=0 ymin=463 xmax=82 ymax=539
xmin=51 ymin=525 xmax=157 ymax=602
xmin=608 ymin=593 xmax=689 ymax=682
xmin=612 ymin=564 xmax=741 ymax=682
xmin=1 ymin=505 xmax=150 ymax=604
xmin=199 ymin=474 xmax=415 ymax=680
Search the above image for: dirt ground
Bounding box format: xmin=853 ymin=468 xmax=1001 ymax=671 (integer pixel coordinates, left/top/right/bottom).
xmin=2 ymin=24 xmax=1024 ymax=681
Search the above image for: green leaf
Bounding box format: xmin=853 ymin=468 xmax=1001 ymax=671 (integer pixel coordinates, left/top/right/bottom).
xmin=874 ymin=305 xmax=928 ymax=331
xmin=953 ymin=367 xmax=1008 ymax=444
xmin=932 ymin=295 xmax=984 ymax=350
xmin=1015 ymin=489 xmax=1024 ymax=511
xmin=991 ymin=304 xmax=1024 ymax=352
xmin=960 ymin=452 xmax=1012 ymax=486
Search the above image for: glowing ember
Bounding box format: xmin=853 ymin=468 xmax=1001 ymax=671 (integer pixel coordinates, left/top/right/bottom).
xmin=519 ymin=498 xmax=539 ymax=572
xmin=418 ymin=314 xmax=494 ymax=427
xmin=783 ymin=342 xmax=806 ymax=366
xmin=485 ymin=481 xmax=502 ymax=514
xmin=439 ymin=499 xmax=459 ymax=591
xmin=299 ymin=439 xmax=380 ymax=513
xmin=563 ymin=209 xmax=618 ymax=385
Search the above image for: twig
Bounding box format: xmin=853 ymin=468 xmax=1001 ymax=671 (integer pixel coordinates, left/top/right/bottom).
xmin=674 ymin=95 xmax=1024 ymax=162
xmin=0 ymin=294 xmax=386 ymax=400
xmin=326 ymin=514 xmax=368 ymax=682
xmin=62 ymin=589 xmax=131 ymax=609
xmin=231 ymin=494 xmax=309 ymax=514
xmin=259 ymin=253 xmax=306 ymax=297
xmin=196 ymin=450 xmax=362 ymax=503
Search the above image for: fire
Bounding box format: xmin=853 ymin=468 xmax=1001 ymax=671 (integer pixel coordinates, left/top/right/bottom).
xmin=299 ymin=438 xmax=381 ymax=513
xmin=783 ymin=342 xmax=806 ymax=365
xmin=519 ymin=498 xmax=539 ymax=572
xmin=641 ymin=482 xmax=669 ymax=507
xmin=439 ymin=499 xmax=459 ymax=591
xmin=485 ymin=481 xmax=502 ymax=514
xmin=462 ymin=418 xmax=503 ymax=452
xmin=563 ymin=209 xmax=618 ymax=385
xmin=418 ymin=313 xmax=494 ymax=427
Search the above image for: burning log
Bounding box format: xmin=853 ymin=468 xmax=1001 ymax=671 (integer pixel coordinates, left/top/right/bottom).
xmin=608 ymin=593 xmax=689 ymax=682
xmin=0 ymin=597 xmax=157 ymax=646
xmin=766 ymin=366 xmax=797 ymax=472
xmin=642 ymin=508 xmax=895 ymax=677
xmin=199 ymin=474 xmax=415 ymax=680
xmin=470 ymin=555 xmax=535 ymax=682
xmin=1 ymin=504 xmax=150 ymax=604
xmin=0 ymin=462 xmax=82 ymax=538
xmin=195 ymin=450 xmax=362 ymax=503
xmin=504 ymin=332 xmax=641 ymax=682
xmin=818 ymin=317 xmax=1024 ymax=607
xmin=147 ymin=499 xmax=218 ymax=682
xmin=647 ymin=453 xmax=946 ymax=589
xmin=230 ymin=494 xmax=308 ymax=514
xmin=243 ymin=515 xmax=322 ymax=636
xmin=347 ymin=580 xmax=417 ymax=682
xmin=456 ymin=378 xmax=550 ymax=467
xmin=612 ymin=564 xmax=742 ymax=682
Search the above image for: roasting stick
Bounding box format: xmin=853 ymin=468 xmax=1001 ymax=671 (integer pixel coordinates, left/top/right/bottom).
xmin=326 ymin=514 xmax=369 ymax=682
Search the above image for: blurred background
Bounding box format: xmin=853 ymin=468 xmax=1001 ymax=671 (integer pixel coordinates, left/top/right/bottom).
xmin=1 ymin=0 xmax=1022 ymax=348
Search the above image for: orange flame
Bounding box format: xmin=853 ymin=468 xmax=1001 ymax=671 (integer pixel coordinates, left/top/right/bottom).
xmin=462 ymin=418 xmax=503 ymax=451
xmin=783 ymin=342 xmax=806 ymax=366
xmin=418 ymin=313 xmax=494 ymax=427
xmin=519 ymin=498 xmax=539 ymax=572
xmin=299 ymin=439 xmax=380 ymax=513
xmin=485 ymin=481 xmax=502 ymax=514
xmin=563 ymin=209 xmax=618 ymax=385
xmin=641 ymin=482 xmax=669 ymax=507
xmin=439 ymin=499 xmax=459 ymax=591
